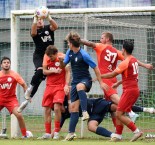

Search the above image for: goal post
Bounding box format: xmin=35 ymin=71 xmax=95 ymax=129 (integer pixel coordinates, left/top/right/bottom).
xmin=10 ymin=6 xmax=155 ymax=138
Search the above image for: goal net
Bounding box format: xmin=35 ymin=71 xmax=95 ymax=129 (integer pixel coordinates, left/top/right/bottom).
xmin=1 ymin=6 xmax=155 ymax=139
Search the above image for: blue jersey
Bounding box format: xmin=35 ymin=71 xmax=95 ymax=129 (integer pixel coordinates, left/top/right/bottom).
xmin=64 ymin=48 xmax=96 ymax=85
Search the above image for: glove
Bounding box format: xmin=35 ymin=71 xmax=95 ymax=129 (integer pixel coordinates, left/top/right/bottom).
xmin=33 ymin=9 xmax=38 ymax=23
xmin=47 ymin=10 xmax=52 ymax=21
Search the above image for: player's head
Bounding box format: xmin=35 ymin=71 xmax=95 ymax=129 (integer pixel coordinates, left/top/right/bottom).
xmin=37 ymin=18 xmax=44 ymax=29
xmin=1 ymin=56 xmax=11 ymax=71
xmin=100 ymin=32 xmax=113 ymax=44
xmin=45 ymin=45 xmax=58 ymax=61
xmin=66 ymin=31 xmax=81 ymax=49
xmin=122 ymin=40 xmax=134 ymax=55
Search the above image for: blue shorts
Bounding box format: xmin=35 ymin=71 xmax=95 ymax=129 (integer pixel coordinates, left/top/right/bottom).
xmin=70 ymin=79 xmax=92 ymax=102
xmin=88 ymin=98 xmax=112 ymax=124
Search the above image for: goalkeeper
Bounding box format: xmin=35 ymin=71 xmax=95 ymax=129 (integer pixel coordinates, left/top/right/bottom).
xmin=17 ymin=9 xmax=58 ymax=112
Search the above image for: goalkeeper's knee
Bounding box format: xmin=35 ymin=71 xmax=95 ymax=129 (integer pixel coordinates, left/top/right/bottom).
xmin=31 ymin=69 xmax=46 ymax=85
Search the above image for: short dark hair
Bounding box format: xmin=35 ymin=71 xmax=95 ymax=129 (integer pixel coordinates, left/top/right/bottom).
xmin=123 ymin=40 xmax=134 ymax=54
xmin=66 ymin=31 xmax=81 ymax=48
xmin=45 ymin=45 xmax=58 ymax=56
xmin=1 ymin=56 xmax=11 ymax=64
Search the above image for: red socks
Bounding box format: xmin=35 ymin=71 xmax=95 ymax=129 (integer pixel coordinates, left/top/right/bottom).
xmin=45 ymin=122 xmax=51 ymax=134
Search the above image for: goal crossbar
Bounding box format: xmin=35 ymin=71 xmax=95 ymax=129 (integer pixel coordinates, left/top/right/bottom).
xmin=11 ymin=6 xmax=155 ymax=16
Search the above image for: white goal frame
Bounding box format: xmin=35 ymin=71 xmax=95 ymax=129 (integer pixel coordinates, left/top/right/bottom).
xmin=11 ymin=6 xmax=155 ymax=138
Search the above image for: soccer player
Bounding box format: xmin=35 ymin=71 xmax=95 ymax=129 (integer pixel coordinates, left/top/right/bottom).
xmin=17 ymin=9 xmax=58 ymax=112
xmin=60 ymin=96 xmax=155 ymax=141
xmin=81 ymin=32 xmax=153 ymax=123
xmin=0 ymin=56 xmax=28 ymax=138
xmin=101 ymin=40 xmax=143 ymax=142
xmin=37 ymin=45 xmax=70 ymax=140
xmin=58 ymin=31 xmax=108 ymax=140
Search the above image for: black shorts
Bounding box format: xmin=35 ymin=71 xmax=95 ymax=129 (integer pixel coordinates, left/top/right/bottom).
xmin=33 ymin=53 xmax=44 ymax=69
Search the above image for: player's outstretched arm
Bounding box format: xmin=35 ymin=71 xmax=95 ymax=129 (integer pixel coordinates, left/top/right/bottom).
xmin=80 ymin=39 xmax=96 ymax=48
xmin=137 ymin=60 xmax=154 ymax=70
xmin=101 ymin=71 xmax=118 ymax=79
xmin=47 ymin=11 xmax=58 ymax=31
xmin=31 ymin=10 xmax=38 ymax=37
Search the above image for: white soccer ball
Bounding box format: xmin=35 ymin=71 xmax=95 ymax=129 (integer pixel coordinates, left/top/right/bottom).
xmin=26 ymin=130 xmax=33 ymax=138
xmin=36 ymin=6 xmax=49 ymax=19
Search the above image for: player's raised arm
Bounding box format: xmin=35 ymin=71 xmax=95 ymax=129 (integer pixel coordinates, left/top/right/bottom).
xmin=80 ymin=39 xmax=96 ymax=48
xmin=31 ymin=10 xmax=38 ymax=37
xmin=47 ymin=11 xmax=58 ymax=31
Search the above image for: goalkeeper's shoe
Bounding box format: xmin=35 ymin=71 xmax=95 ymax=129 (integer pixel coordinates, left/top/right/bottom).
xmin=130 ymin=131 xmax=143 ymax=142
xmin=82 ymin=111 xmax=89 ymax=121
xmin=17 ymin=100 xmax=29 ymax=113
xmin=130 ymin=113 xmax=139 ymax=123
xmin=24 ymin=90 xmax=31 ymax=100
xmin=37 ymin=133 xmax=51 ymax=139
xmin=63 ymin=133 xmax=76 ymax=141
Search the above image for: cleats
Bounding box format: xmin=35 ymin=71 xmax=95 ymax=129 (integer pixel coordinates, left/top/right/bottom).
xmin=82 ymin=111 xmax=89 ymax=121
xmin=130 ymin=114 xmax=139 ymax=123
xmin=130 ymin=131 xmax=143 ymax=142
xmin=37 ymin=133 xmax=51 ymax=139
xmin=53 ymin=132 xmax=59 ymax=140
xmin=17 ymin=100 xmax=29 ymax=113
xmin=144 ymin=107 xmax=155 ymax=114
xmin=63 ymin=133 xmax=76 ymax=141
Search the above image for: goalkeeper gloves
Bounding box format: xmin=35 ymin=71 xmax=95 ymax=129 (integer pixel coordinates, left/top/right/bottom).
xmin=33 ymin=9 xmax=38 ymax=24
xmin=47 ymin=11 xmax=52 ymax=21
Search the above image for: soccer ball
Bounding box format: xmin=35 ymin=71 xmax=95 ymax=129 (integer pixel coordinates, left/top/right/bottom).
xmin=36 ymin=6 xmax=49 ymax=19
xmin=26 ymin=130 xmax=33 ymax=138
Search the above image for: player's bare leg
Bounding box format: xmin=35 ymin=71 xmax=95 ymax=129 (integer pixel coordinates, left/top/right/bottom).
xmin=110 ymin=94 xmax=139 ymax=123
xmin=12 ymin=107 xmax=27 ymax=137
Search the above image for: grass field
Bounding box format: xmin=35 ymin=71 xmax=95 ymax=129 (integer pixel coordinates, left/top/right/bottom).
xmin=0 ymin=112 xmax=155 ymax=144
xmin=0 ymin=138 xmax=155 ymax=145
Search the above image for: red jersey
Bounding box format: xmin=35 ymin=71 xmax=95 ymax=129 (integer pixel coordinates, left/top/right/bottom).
xmin=43 ymin=53 xmax=66 ymax=86
xmin=94 ymin=43 xmax=124 ymax=74
xmin=114 ymin=56 xmax=139 ymax=90
xmin=0 ymin=70 xmax=25 ymax=100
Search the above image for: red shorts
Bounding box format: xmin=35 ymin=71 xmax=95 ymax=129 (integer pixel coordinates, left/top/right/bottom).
xmin=117 ymin=88 xmax=140 ymax=112
xmin=102 ymin=79 xmax=117 ymax=100
xmin=0 ymin=97 xmax=19 ymax=114
xmin=42 ymin=86 xmax=65 ymax=108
